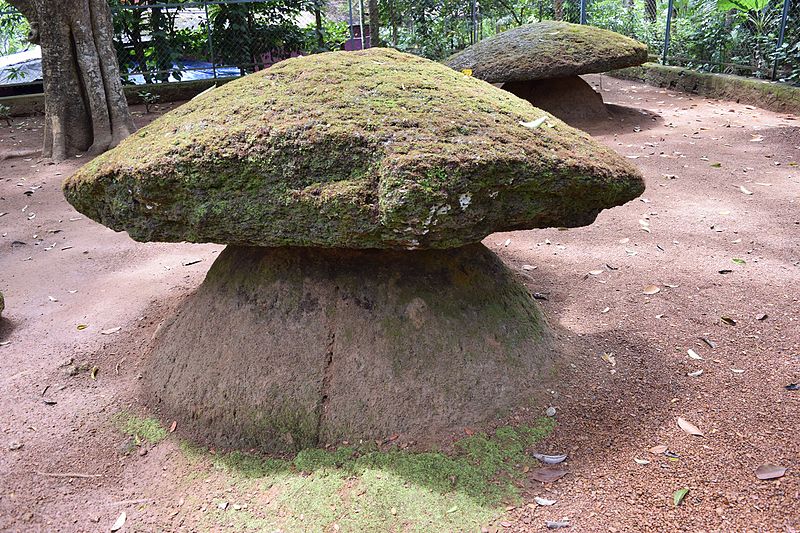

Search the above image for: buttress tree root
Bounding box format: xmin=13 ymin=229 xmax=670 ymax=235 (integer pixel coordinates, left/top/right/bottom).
xmin=9 ymin=0 xmax=135 ymax=162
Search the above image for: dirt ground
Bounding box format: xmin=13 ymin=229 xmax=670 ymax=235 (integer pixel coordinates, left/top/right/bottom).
xmin=0 ymin=76 xmax=798 ymax=532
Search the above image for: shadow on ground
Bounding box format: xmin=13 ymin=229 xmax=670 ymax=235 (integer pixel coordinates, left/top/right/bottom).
xmin=0 ymin=315 xmax=17 ymax=342
xmin=109 ymin=272 xmax=680 ymax=531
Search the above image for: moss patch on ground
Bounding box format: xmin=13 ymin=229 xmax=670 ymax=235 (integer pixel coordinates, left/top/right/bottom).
xmin=112 ymin=411 xmax=168 ymax=444
xmin=186 ymin=418 xmax=555 ymax=532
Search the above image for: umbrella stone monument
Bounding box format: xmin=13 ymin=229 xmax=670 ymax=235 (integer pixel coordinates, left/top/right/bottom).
xmin=64 ymin=48 xmax=644 ymax=452
xmin=446 ymin=21 xmax=649 ymax=122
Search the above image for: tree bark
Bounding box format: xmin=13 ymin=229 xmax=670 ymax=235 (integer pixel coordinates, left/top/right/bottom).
xmin=554 ymin=0 xmax=564 ymax=21
xmin=8 ymin=0 xmax=135 ymax=162
xmin=388 ymin=0 xmax=398 ymax=46
xmin=314 ymin=2 xmax=324 ymax=50
xmin=368 ymin=0 xmax=380 ymax=48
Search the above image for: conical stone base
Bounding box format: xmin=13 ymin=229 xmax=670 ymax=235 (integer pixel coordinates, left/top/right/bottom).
xmin=501 ymin=76 xmax=610 ymax=123
xmin=144 ymin=244 xmax=558 ymax=453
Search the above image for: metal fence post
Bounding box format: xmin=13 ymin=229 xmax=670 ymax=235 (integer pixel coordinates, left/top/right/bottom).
xmin=471 ymin=0 xmax=478 ymax=44
xmin=348 ymin=0 xmax=355 ymax=43
xmin=772 ymin=0 xmax=791 ymax=80
xmin=580 ymin=0 xmax=587 ymax=24
xmin=204 ymin=2 xmax=217 ymax=79
xmin=662 ymin=0 xmax=674 ymax=65
xmin=359 ymin=0 xmax=365 ymax=49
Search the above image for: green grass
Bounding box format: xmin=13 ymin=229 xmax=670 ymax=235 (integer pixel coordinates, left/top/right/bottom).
xmin=196 ymin=417 xmax=556 ymax=532
xmin=111 ymin=411 xmax=168 ymax=444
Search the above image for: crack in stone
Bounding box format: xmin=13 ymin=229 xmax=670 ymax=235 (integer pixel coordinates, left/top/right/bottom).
xmin=316 ymin=328 xmax=336 ymax=445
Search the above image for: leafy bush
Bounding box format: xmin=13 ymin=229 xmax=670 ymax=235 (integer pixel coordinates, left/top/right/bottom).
xmin=0 ymin=1 xmax=29 ymax=56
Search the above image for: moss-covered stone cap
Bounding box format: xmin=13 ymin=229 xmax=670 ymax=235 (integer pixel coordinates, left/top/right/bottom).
xmin=64 ymin=48 xmax=643 ymax=249
xmin=446 ymin=21 xmax=648 ymax=84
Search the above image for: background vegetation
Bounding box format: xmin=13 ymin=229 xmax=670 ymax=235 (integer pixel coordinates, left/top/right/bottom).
xmin=0 ymin=0 xmax=797 ymax=84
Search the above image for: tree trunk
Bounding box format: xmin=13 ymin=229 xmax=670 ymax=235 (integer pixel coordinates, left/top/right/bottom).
xmin=368 ymin=0 xmax=380 ymax=48
xmin=389 ymin=0 xmax=398 ymax=46
xmin=151 ymin=3 xmax=170 ymax=82
xmin=9 ymin=0 xmax=135 ymax=162
xmin=554 ymin=0 xmax=564 ymax=21
xmin=314 ymin=3 xmax=324 ymax=51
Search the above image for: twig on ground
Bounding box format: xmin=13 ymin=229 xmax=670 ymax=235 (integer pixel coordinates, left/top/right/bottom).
xmin=37 ymin=471 xmax=103 ymax=479
xmin=101 ymin=498 xmax=153 ymax=507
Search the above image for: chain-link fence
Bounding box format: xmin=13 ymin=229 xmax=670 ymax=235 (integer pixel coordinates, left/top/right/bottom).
xmin=583 ymin=0 xmax=798 ymax=81
xmin=0 ymin=0 xmax=798 ymax=89
xmin=110 ymin=0 xmax=311 ymax=84
xmin=0 ymin=0 xmax=315 ymax=88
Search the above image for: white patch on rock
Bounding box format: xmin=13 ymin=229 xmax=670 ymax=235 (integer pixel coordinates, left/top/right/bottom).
xmin=459 ymin=193 xmax=472 ymax=211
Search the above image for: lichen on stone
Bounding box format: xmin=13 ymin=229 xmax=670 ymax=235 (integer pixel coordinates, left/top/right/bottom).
xmin=445 ymin=21 xmax=649 ymax=84
xmin=64 ymin=47 xmax=643 ymax=249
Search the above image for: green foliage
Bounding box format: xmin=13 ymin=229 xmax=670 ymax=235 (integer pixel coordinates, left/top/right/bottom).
xmin=717 ymin=0 xmax=769 ymax=13
xmin=0 ymin=1 xmax=29 ymax=56
xmin=111 ymin=0 xmax=198 ymax=83
xmin=0 ymin=102 xmax=10 ymax=125
xmin=207 ymin=0 xmax=316 ymax=73
xmin=376 ymin=0 xmax=794 ymax=84
xmin=303 ymin=19 xmax=349 ymax=52
xmin=586 ymin=0 xmax=790 ymax=80
xmin=109 ymin=0 xmax=314 ymax=83
xmin=774 ymin=38 xmax=800 ymax=84
xmin=137 ymin=90 xmax=160 ymax=113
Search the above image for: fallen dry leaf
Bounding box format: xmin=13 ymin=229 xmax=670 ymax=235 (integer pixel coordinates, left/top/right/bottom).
xmin=111 ymin=512 xmax=126 ymax=532
xmin=532 ymin=453 xmax=568 ymax=465
xmin=677 ymin=417 xmax=704 ymax=437
xmin=755 ymin=464 xmax=787 ymax=480
xmin=649 ymin=445 xmax=668 ymax=455
xmin=519 ymin=116 xmax=547 ymax=129
xmin=701 ymin=337 xmax=716 ymax=349
xmin=169 ymin=420 xmax=177 ymax=433
xmin=643 ymin=285 xmax=661 ymax=295
xmin=687 ymin=349 xmax=703 ymax=360
xmin=531 ymin=468 xmax=568 ymax=482
xmin=101 ymin=326 xmax=122 ymax=335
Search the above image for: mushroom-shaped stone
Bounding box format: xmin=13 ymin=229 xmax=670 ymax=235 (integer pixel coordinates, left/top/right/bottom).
xmin=446 ymin=21 xmax=648 ymax=122
xmin=65 ymin=48 xmax=642 ymax=250
xmin=64 ymin=48 xmax=643 ymax=452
